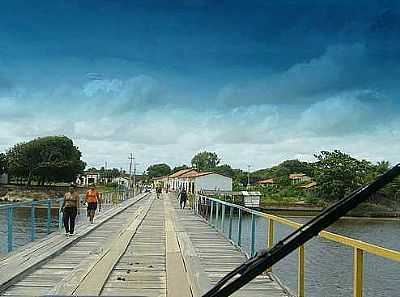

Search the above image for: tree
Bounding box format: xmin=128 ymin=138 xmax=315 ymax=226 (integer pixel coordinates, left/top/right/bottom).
xmin=146 ymin=163 xmax=171 ymax=179
xmin=172 ymin=165 xmax=189 ymax=173
xmin=279 ymin=159 xmax=314 ymax=177
xmin=0 ymin=153 xmax=7 ymax=175
xmin=7 ymin=136 xmax=86 ymax=185
xmin=213 ymin=164 xmax=235 ymax=178
xmin=191 ymin=151 xmax=220 ymax=171
xmin=313 ymin=150 xmax=373 ymax=201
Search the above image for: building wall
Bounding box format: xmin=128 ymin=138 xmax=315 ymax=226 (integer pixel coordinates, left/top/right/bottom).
xmin=0 ymin=173 xmax=8 ymax=184
xmin=194 ymin=174 xmax=232 ymax=192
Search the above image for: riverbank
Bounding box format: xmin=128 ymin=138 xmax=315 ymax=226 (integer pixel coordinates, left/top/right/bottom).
xmin=260 ymin=202 xmax=400 ymax=218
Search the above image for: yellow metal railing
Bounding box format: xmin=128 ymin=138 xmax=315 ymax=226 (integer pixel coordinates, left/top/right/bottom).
xmin=195 ymin=195 xmax=400 ymax=297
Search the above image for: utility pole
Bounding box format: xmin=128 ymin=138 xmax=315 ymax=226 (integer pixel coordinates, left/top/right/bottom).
xmin=128 ymin=153 xmax=134 ymax=178
xmin=247 ymin=165 xmax=251 ymax=189
xmin=133 ymin=162 xmax=137 ymax=197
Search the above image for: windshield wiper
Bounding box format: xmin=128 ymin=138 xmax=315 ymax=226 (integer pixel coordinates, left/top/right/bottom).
xmin=202 ymin=164 xmax=400 ymax=297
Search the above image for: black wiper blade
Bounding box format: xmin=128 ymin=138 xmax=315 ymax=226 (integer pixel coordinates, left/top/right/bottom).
xmin=202 ymin=164 xmax=400 ymax=297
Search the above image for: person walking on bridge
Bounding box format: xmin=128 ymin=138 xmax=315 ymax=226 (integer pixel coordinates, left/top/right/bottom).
xmin=86 ymin=184 xmax=102 ymax=224
xmin=62 ymin=184 xmax=80 ymax=237
xmin=156 ymin=185 xmax=162 ymax=199
xmin=179 ymin=187 xmax=188 ymax=209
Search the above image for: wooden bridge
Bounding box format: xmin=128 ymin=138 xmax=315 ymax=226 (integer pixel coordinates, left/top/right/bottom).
xmin=0 ymin=193 xmax=289 ymax=297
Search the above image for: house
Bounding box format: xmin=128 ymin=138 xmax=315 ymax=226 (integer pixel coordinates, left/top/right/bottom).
xmin=0 ymin=173 xmax=8 ymax=185
xmin=169 ymin=169 xmax=232 ymax=194
xmin=112 ymin=176 xmax=131 ymax=189
xmin=78 ymin=172 xmax=100 ymax=186
xmin=289 ymin=173 xmax=312 ymax=185
xmin=256 ymin=178 xmax=276 ymax=187
xmin=300 ymin=181 xmax=317 ymax=193
xmin=168 ymin=169 xmax=197 ymax=190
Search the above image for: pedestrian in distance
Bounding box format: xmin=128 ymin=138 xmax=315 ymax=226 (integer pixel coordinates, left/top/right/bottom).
xmin=86 ymin=184 xmax=102 ymax=224
xmin=62 ymin=184 xmax=80 ymax=237
xmin=179 ymin=187 xmax=188 ymax=209
xmin=156 ymin=185 xmax=162 ymax=199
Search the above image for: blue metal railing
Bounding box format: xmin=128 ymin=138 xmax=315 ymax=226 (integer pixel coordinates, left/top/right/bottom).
xmin=0 ymin=189 xmax=135 ymax=254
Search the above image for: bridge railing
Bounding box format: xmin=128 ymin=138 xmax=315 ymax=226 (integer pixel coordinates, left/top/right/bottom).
xmin=193 ymin=195 xmax=400 ymax=297
xmin=0 ymin=189 xmax=135 ymax=254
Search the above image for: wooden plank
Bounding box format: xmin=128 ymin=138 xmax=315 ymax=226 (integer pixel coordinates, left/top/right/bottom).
xmin=164 ymin=198 xmax=192 ymax=297
xmin=52 ymin=197 xmax=154 ymax=296
xmin=0 ymin=193 xmax=150 ymax=293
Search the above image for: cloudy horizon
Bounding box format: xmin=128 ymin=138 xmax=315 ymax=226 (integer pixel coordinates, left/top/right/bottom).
xmin=1 ymin=1 xmax=400 ymax=172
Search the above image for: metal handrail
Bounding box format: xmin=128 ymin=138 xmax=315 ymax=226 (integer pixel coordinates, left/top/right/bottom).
xmin=1 ymin=189 xmax=135 ymax=253
xmin=194 ymin=195 xmax=400 ymax=297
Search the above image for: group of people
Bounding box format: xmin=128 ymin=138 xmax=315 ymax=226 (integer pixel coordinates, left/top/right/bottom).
xmin=62 ymin=183 xmax=189 ymax=237
xmin=155 ymin=184 xmax=188 ymax=209
xmin=61 ymin=184 xmax=101 ymax=237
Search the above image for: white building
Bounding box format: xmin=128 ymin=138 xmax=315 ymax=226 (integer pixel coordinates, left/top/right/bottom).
xmin=168 ymin=169 xmax=232 ymax=194
xmin=193 ymin=172 xmax=232 ymax=193
xmin=78 ymin=172 xmax=100 ymax=186
xmin=0 ymin=173 xmax=8 ymax=185
xmin=112 ymin=176 xmax=131 ymax=189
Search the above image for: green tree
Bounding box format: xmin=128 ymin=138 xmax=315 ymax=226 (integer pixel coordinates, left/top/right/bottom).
xmin=7 ymin=136 xmax=86 ymax=185
xmin=172 ymin=164 xmax=189 ymax=173
xmin=191 ymin=151 xmax=221 ymax=171
xmin=213 ymin=164 xmax=235 ymax=177
xmin=0 ymin=153 xmax=7 ymax=175
xmin=147 ymin=163 xmax=171 ymax=178
xmin=313 ymin=150 xmax=373 ymax=201
xmin=279 ymin=159 xmax=314 ymax=177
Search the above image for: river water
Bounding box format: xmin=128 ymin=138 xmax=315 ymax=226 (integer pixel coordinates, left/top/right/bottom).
xmin=0 ymin=206 xmax=399 ymax=296
xmin=223 ymin=212 xmax=400 ymax=297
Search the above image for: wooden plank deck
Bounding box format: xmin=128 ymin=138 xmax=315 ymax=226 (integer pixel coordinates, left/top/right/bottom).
xmin=0 ymin=193 xmax=151 ymax=297
xmin=168 ymin=193 xmax=290 ymax=297
xmin=0 ymin=192 xmax=291 ymax=297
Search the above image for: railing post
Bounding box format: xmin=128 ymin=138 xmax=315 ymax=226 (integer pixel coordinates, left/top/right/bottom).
xmin=30 ymin=202 xmax=36 ymax=241
xmin=58 ymin=202 xmax=63 ymax=232
xmin=210 ymin=201 xmax=214 ymax=226
xmin=298 ymin=245 xmax=305 ymax=297
xmin=221 ymin=204 xmax=225 ymax=233
xmin=353 ymin=248 xmax=364 ymax=297
xmin=215 ymin=201 xmax=220 ymax=230
xmin=46 ymin=199 xmax=51 ymax=234
xmin=267 ymin=218 xmax=274 ymax=272
xmin=251 ymin=213 xmax=256 ymax=256
xmin=237 ymin=209 xmax=242 ymax=246
xmin=7 ymin=207 xmax=13 ymax=252
xmin=228 ymin=206 xmax=233 ymax=240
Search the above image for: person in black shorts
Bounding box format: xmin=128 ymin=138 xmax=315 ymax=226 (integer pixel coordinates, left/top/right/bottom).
xmin=85 ymin=185 xmax=101 ymax=223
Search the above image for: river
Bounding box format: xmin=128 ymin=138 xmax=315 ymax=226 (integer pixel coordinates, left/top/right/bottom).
xmin=226 ymin=213 xmax=400 ymax=297
xmin=0 ymin=206 xmax=399 ymax=296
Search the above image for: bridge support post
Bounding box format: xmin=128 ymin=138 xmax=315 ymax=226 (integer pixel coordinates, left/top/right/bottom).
xmin=251 ymin=213 xmax=256 ymax=256
xmin=267 ymin=219 xmax=274 ymax=272
xmin=221 ymin=204 xmax=225 ymax=233
xmin=215 ymin=202 xmax=219 ymax=230
xmin=210 ymin=201 xmax=214 ymax=226
xmin=7 ymin=207 xmax=13 ymax=252
xmin=298 ymin=245 xmax=305 ymax=297
xmin=237 ymin=209 xmax=242 ymax=246
xmin=47 ymin=199 xmax=52 ymax=234
xmin=58 ymin=202 xmax=63 ymax=232
xmin=31 ymin=202 xmax=36 ymax=241
xmin=353 ymin=248 xmax=364 ymax=297
xmin=228 ymin=206 xmax=233 ymax=240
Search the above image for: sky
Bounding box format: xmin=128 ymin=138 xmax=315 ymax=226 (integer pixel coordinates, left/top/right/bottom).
xmin=1 ymin=0 xmax=400 ymax=172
